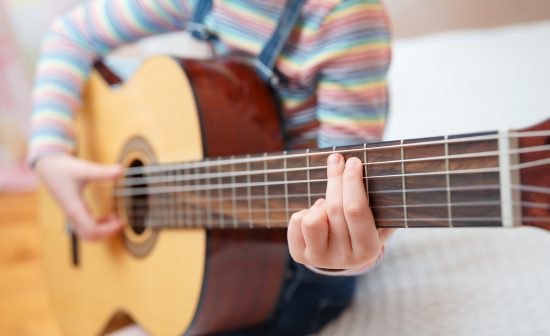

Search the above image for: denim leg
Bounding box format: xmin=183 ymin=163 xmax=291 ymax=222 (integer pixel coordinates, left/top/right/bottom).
xmin=216 ymin=262 xmax=357 ymax=336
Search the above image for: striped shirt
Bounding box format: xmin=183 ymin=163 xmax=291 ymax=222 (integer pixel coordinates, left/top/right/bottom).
xmin=28 ymin=0 xmax=391 ymax=164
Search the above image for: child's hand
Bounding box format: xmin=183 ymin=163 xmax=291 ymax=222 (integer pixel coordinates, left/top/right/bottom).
xmin=35 ymin=155 xmax=123 ymax=241
xmin=287 ymin=153 xmax=394 ymax=271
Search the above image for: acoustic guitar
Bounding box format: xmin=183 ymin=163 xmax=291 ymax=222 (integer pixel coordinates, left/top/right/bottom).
xmin=39 ymin=56 xmax=550 ymax=335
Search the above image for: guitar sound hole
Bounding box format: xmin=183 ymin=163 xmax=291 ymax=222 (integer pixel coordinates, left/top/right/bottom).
xmin=127 ymin=159 xmax=148 ymax=235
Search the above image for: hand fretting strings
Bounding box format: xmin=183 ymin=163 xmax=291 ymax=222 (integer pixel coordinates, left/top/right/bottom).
xmin=103 ymin=130 xmax=549 ymax=229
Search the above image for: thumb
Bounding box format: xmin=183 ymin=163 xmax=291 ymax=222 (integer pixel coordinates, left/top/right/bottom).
xmin=73 ymin=159 xmax=122 ymax=181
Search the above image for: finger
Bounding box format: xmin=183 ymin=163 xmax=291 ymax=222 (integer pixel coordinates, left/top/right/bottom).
xmin=66 ymin=199 xmax=120 ymax=241
xmin=287 ymin=209 xmax=309 ymax=264
xmin=301 ymin=198 xmax=329 ymax=265
xmin=342 ymin=157 xmax=380 ymax=259
xmin=94 ymin=214 xmax=124 ymax=239
xmin=71 ymin=159 xmax=122 ymax=181
xmin=65 ymin=199 xmax=98 ymax=240
xmin=325 ymin=153 xmax=351 ymax=251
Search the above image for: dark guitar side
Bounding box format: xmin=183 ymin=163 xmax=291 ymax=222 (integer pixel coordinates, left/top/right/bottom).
xmin=178 ymin=59 xmax=288 ymax=335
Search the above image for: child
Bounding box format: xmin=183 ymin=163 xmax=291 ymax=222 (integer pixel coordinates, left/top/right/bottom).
xmin=29 ymin=0 xmax=394 ymax=334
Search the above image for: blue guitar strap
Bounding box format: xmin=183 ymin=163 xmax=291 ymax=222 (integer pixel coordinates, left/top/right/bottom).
xmin=189 ymin=0 xmax=308 ymax=87
xmin=254 ymin=0 xmax=308 ymax=87
xmin=187 ymin=0 xmax=214 ymax=41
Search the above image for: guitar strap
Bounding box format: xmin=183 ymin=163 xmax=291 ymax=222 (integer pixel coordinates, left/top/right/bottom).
xmin=187 ymin=0 xmax=214 ymax=41
xmin=189 ymin=0 xmax=308 ymax=87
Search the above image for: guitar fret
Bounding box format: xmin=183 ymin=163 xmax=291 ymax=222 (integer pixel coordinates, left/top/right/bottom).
xmin=306 ymin=149 xmax=311 ymax=207
xmin=205 ymin=161 xmax=212 ymax=229
xmin=263 ymin=153 xmax=270 ymax=229
xmin=177 ymin=170 xmax=184 ymax=228
xmin=448 ymin=132 xmax=501 ymax=227
xmin=194 ymin=167 xmax=202 ymax=228
xmin=444 ymin=135 xmax=453 ymax=227
xmin=283 ymin=151 xmax=289 ymax=223
xmin=155 ymin=172 xmax=163 ymax=229
xmin=217 ymin=157 xmax=225 ymax=229
xmin=401 ymin=140 xmax=409 ymax=228
xmin=231 ymin=156 xmax=237 ymax=229
xmin=165 ymin=168 xmax=172 ymax=227
xmin=172 ymin=168 xmax=178 ymax=227
xmin=184 ymin=168 xmax=192 ymax=228
xmin=167 ymin=170 xmax=173 ymax=227
xmin=166 ymin=169 xmax=178 ymax=227
xmin=246 ymin=155 xmax=253 ymax=228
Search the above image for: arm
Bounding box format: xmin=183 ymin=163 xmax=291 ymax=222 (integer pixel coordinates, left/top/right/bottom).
xmin=287 ymin=0 xmax=393 ymax=276
xmin=315 ymin=0 xmax=391 ymax=147
xmin=28 ymin=0 xmax=191 ymax=165
xmin=29 ymin=0 xmax=191 ymax=240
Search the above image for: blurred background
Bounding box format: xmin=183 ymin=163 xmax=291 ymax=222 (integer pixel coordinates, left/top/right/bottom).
xmin=0 ymin=1 xmax=549 ymax=335
xmin=1 ymin=0 xmax=79 ymax=192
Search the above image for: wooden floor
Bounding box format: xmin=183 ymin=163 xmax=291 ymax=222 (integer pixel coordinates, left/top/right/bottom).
xmin=0 ymin=192 xmax=62 ymax=336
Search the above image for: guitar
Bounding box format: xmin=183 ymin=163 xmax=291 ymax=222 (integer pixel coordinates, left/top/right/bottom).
xmin=39 ymin=56 xmax=550 ymax=335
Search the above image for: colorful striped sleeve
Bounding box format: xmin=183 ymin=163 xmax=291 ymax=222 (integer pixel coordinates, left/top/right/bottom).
xmin=27 ymin=0 xmax=190 ymax=165
xmin=313 ymin=0 xmax=391 ymax=147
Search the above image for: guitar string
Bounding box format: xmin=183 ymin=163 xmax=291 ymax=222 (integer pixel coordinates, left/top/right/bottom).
xmin=111 ymin=159 xmax=550 ymax=197
xmin=119 ymin=144 xmax=550 ymax=187
xmin=123 ymin=193 xmax=550 ymax=211
xmin=123 ymin=216 xmax=550 ymax=229
xmin=85 ymin=144 xmax=549 ymax=195
xmin=99 ymin=184 xmax=550 ymax=206
xmin=121 ymin=130 xmax=550 ymax=176
xmin=124 ymin=200 xmax=548 ymax=218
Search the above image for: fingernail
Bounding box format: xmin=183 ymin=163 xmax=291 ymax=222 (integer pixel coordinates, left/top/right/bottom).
xmin=328 ymin=154 xmax=340 ymax=164
xmin=346 ymin=157 xmax=361 ymax=168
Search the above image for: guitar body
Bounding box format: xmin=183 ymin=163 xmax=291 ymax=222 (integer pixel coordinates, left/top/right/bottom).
xmin=39 ymin=57 xmax=288 ymax=335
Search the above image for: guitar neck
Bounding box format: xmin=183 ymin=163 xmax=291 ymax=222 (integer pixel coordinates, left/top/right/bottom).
xmin=118 ymin=128 xmax=535 ymax=230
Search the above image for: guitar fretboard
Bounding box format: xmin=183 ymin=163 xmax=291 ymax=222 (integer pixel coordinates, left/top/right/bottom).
xmin=117 ymin=130 xmax=528 ymax=230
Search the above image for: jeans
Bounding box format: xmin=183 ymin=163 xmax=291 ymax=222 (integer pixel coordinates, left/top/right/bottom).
xmin=216 ymin=261 xmax=357 ymax=336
